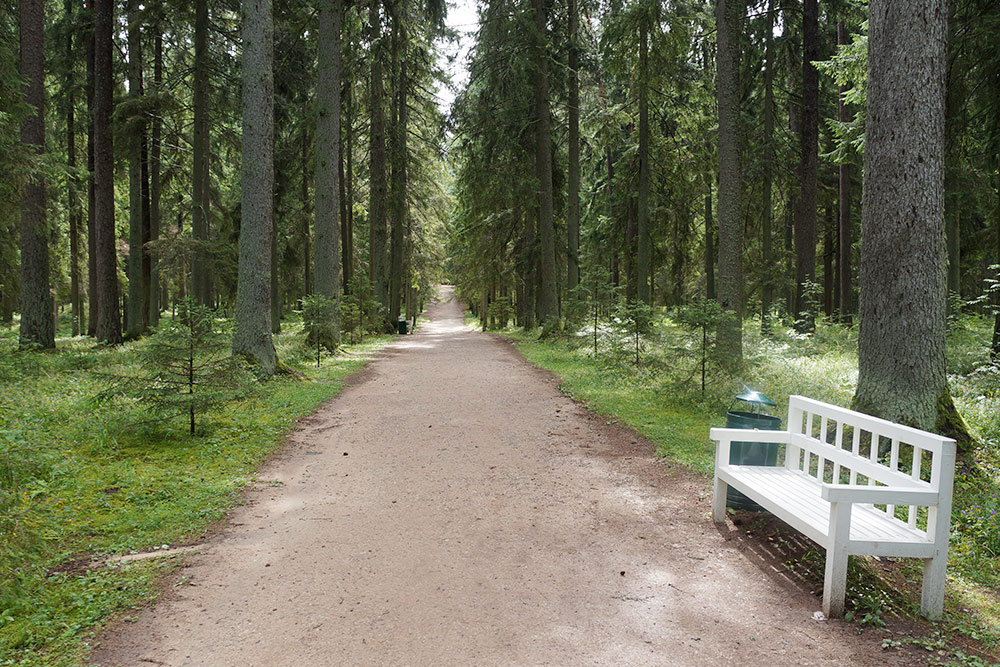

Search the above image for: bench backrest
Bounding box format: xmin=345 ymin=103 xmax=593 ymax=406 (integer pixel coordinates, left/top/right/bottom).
xmin=784 ymin=395 xmax=956 ymax=538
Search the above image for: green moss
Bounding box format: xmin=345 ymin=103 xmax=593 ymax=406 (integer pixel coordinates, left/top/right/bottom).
xmin=0 ymin=325 xmax=391 ymax=666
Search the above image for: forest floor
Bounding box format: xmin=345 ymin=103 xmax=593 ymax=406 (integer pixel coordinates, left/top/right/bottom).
xmin=91 ymin=286 xmax=930 ymax=666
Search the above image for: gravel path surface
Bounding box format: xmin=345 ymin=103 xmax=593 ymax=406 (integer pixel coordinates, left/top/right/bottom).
xmin=91 ymin=286 xmax=915 ymax=666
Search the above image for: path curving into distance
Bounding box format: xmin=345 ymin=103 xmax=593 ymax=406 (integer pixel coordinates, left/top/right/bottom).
xmin=93 ymin=286 xmax=917 ymax=666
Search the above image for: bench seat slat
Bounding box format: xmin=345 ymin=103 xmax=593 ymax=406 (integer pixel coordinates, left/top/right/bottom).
xmin=720 ymin=466 xmax=933 ymax=556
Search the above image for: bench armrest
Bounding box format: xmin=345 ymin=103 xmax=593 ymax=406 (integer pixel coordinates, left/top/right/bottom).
xmin=710 ymin=428 xmax=791 ymax=444
xmin=821 ymin=484 xmax=939 ymax=506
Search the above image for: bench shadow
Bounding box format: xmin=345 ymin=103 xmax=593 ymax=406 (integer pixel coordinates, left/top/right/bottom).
xmin=713 ymin=509 xmax=827 ymax=605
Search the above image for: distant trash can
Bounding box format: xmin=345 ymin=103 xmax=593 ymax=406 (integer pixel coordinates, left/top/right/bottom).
xmin=726 ymin=388 xmax=782 ymax=511
xmin=398 ymin=316 xmax=408 ymax=335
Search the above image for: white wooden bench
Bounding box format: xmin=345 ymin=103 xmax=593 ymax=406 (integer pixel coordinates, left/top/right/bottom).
xmin=710 ymin=395 xmax=956 ymax=619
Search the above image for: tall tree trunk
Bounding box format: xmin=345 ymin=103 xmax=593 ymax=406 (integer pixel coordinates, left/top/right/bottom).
xmin=94 ymin=0 xmax=121 ymax=344
xmin=19 ymin=0 xmax=54 ymax=349
xmin=533 ymin=0 xmax=557 ymax=325
xmin=233 ymin=0 xmax=277 ymax=374
xmin=837 ymin=20 xmax=853 ymax=322
xmin=715 ymin=0 xmax=743 ymax=363
xmin=192 ymin=0 xmax=211 ymax=306
xmin=301 ymin=125 xmax=311 ymax=296
xmin=944 ymin=7 xmax=963 ymax=308
xmin=150 ymin=28 xmax=162 ymax=327
xmin=823 ymin=206 xmax=834 ymax=317
xmin=566 ymin=0 xmax=580 ymax=294
xmin=793 ymin=0 xmax=818 ymax=333
xmin=636 ymin=19 xmax=650 ymax=306
xmin=854 ymin=0 xmax=966 ymax=447
xmin=271 ymin=220 xmax=280 ymax=333
xmin=761 ymin=0 xmax=775 ymax=332
xmin=388 ymin=11 xmax=406 ymax=324
xmin=705 ymin=182 xmax=715 ymax=300
xmin=369 ymin=0 xmax=389 ymax=320
xmin=342 ymin=72 xmax=354 ymax=294
xmin=86 ymin=0 xmax=97 ymax=337
xmin=314 ymin=0 xmax=342 ymax=346
xmin=126 ymin=0 xmax=145 ymax=337
xmin=66 ymin=0 xmax=81 ymax=337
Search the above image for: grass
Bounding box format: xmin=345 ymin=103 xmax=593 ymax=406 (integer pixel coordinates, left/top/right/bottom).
xmin=498 ymin=309 xmax=1000 ymax=662
xmin=0 ymin=314 xmax=391 ymax=666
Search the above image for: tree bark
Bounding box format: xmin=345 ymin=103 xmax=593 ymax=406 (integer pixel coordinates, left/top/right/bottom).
xmin=66 ymin=0 xmax=81 ymax=337
xmin=315 ymin=0 xmax=342 ymax=346
xmin=301 ymin=125 xmax=311 ymax=296
xmin=192 ymin=0 xmax=211 ymax=306
xmin=388 ymin=10 xmax=406 ymax=324
xmin=126 ymin=0 xmax=146 ymax=337
xmin=837 ymin=21 xmax=853 ymax=322
xmin=86 ymin=0 xmax=97 ymax=337
xmin=533 ymin=0 xmax=557 ymax=325
xmin=715 ymin=0 xmax=743 ymax=363
xmin=793 ymin=0 xmax=818 ymax=333
xmin=233 ymin=0 xmax=277 ymax=374
xmin=704 ymin=182 xmax=715 ymax=300
xmin=369 ymin=0 xmax=389 ymax=320
xmin=19 ymin=0 xmax=54 ymax=349
xmin=761 ymin=0 xmax=774 ymax=332
xmin=854 ymin=0 xmax=966 ymax=445
xmin=150 ymin=27 xmax=162 ymax=327
xmin=944 ymin=6 xmax=963 ymax=307
xmin=636 ymin=18 xmax=650 ymax=306
xmin=566 ymin=0 xmax=580 ymax=293
xmin=341 ymin=72 xmax=354 ymax=294
xmin=94 ymin=0 xmax=121 ymax=344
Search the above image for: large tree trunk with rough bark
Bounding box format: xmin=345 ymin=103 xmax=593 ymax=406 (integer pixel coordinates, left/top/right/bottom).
xmin=86 ymin=0 xmax=97 ymax=337
xmin=636 ymin=19 xmax=650 ymax=306
xmin=19 ymin=0 xmax=54 ymax=349
xmin=126 ymin=0 xmax=146 ymax=338
xmin=369 ymin=0 xmax=389 ymax=321
xmin=533 ymin=0 xmax=557 ymax=325
xmin=837 ymin=22 xmax=853 ymax=322
xmin=566 ymin=0 xmax=580 ymax=294
xmin=388 ymin=10 xmax=406 ymax=324
xmin=793 ymin=0 xmax=818 ymax=333
xmin=65 ymin=0 xmax=81 ymax=337
xmin=94 ymin=0 xmax=121 ymax=344
xmin=191 ymin=0 xmax=211 ymax=306
xmin=150 ymin=28 xmax=162 ymax=327
xmin=715 ymin=0 xmax=742 ymax=363
xmin=760 ymin=0 xmax=774 ymax=332
xmin=233 ymin=0 xmax=277 ymax=375
xmin=314 ymin=0 xmax=342 ymax=346
xmin=854 ymin=0 xmax=969 ymax=449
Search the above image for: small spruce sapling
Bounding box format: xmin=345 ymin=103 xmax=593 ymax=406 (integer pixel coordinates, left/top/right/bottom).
xmin=302 ymin=293 xmax=337 ymax=365
xmin=99 ymin=299 xmax=253 ymax=434
xmin=673 ymin=299 xmax=725 ymax=396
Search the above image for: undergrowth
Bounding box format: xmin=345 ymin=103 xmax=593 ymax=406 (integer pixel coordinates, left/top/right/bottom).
xmin=0 ymin=316 xmax=391 ymax=666
xmin=500 ymin=309 xmax=1000 ymax=662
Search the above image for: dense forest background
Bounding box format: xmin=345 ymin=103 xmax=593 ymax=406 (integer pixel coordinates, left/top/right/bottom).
xmin=4 ymin=0 xmax=1000 ymax=419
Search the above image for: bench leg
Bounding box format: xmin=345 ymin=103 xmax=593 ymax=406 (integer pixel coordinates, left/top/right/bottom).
xmin=823 ymin=501 xmax=852 ymax=618
xmin=920 ymin=554 xmax=946 ymax=620
xmin=712 ymin=474 xmax=727 ymax=522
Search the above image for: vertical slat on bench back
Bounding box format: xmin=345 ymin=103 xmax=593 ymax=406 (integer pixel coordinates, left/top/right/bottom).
xmin=818 ymin=415 xmax=828 ymax=481
xmin=910 ymin=446 xmax=923 ymax=528
xmin=887 ymin=438 xmax=900 ymax=517
xmin=786 ymin=400 xmax=806 ymax=473
xmin=831 ymin=421 xmax=845 ymax=484
xmin=850 ymin=426 xmax=861 ymax=485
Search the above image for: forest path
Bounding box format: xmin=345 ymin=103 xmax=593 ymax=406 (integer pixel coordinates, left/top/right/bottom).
xmin=92 ymin=286 xmax=913 ymax=666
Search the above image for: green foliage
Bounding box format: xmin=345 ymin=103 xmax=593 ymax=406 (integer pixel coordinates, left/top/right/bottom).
xmin=487 ymin=296 xmax=513 ymax=329
xmin=814 ymin=23 xmax=868 ymax=161
xmin=98 ymin=301 xmax=253 ymax=435
xmin=673 ymin=299 xmax=726 ymax=396
xmin=301 ymin=293 xmax=338 ymax=363
xmin=0 ymin=324 xmax=391 ymax=665
xmin=341 ymin=275 xmax=380 ymax=344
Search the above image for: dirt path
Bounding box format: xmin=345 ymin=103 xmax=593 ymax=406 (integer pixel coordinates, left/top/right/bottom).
xmin=92 ymin=287 xmax=916 ymax=666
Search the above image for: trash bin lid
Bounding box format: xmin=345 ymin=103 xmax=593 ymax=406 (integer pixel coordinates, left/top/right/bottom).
xmin=734 ymin=388 xmax=776 ymax=408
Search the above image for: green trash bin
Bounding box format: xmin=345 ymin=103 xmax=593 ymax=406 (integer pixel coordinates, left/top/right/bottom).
xmin=397 ymin=316 xmax=408 ymax=335
xmin=726 ymin=388 xmax=782 ymax=511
